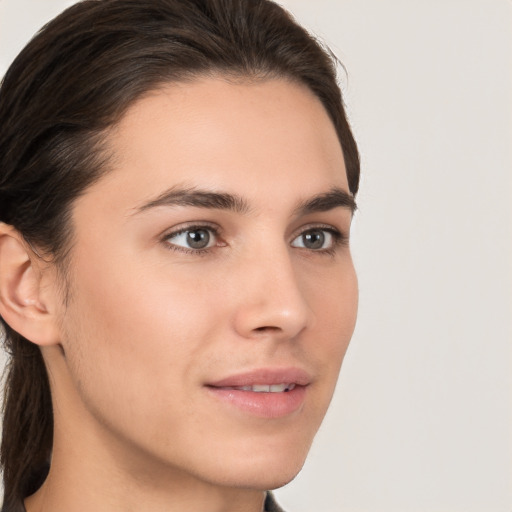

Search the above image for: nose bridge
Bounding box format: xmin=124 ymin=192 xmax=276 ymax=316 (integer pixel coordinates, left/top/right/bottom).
xmin=232 ymin=237 xmax=312 ymax=339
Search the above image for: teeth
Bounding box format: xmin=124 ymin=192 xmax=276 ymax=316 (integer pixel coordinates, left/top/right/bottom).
xmin=230 ymin=383 xmax=296 ymax=393
xmin=253 ymin=384 xmax=270 ymax=392
xmin=270 ymin=384 xmax=288 ymax=392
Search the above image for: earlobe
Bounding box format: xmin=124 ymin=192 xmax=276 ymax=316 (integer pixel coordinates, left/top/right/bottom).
xmin=0 ymin=223 xmax=61 ymax=346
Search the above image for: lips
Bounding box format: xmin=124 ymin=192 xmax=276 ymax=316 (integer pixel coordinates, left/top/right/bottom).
xmin=221 ymin=383 xmax=296 ymax=393
xmin=205 ymin=368 xmax=310 ymax=418
xmin=207 ymin=367 xmax=311 ymax=389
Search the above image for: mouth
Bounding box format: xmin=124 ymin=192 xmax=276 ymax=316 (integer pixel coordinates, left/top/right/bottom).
xmin=205 ymin=368 xmax=310 ymax=418
xmin=213 ymin=383 xmax=297 ymax=393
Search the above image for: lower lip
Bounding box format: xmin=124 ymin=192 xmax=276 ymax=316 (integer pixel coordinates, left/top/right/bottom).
xmin=206 ymin=386 xmax=307 ymax=418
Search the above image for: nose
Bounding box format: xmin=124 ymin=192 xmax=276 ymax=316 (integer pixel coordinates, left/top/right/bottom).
xmin=231 ymin=245 xmax=313 ymax=341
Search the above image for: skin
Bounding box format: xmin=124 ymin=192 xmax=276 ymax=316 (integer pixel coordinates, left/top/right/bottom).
xmin=3 ymin=77 xmax=358 ymax=512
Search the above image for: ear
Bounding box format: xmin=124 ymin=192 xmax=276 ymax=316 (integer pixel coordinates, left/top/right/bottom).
xmin=0 ymin=223 xmax=61 ymax=346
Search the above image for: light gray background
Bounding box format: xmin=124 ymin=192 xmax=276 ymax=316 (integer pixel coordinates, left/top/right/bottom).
xmin=1 ymin=1 xmax=511 ymax=511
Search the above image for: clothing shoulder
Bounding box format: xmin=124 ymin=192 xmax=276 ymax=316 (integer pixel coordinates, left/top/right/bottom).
xmin=265 ymin=492 xmax=287 ymax=512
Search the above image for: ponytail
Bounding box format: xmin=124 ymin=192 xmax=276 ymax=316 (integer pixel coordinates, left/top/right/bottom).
xmin=1 ymin=324 xmax=52 ymax=512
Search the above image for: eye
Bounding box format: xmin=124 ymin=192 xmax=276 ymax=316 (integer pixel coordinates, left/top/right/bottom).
xmin=165 ymin=226 xmax=218 ymax=251
xmin=290 ymin=228 xmax=338 ymax=251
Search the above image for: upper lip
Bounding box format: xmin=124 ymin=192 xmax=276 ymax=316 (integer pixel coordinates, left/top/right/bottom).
xmin=206 ymin=367 xmax=312 ymax=388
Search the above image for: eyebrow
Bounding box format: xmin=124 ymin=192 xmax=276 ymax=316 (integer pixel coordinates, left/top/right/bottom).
xmin=133 ymin=185 xmax=356 ymax=216
xmin=294 ymin=187 xmax=357 ymax=216
xmin=134 ymin=186 xmax=251 ymax=215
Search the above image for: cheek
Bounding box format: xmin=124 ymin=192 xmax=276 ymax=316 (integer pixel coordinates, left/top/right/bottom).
xmin=308 ymin=259 xmax=358 ymax=350
xmin=59 ymin=254 xmax=226 ymax=438
xmin=296 ymin=259 xmax=358 ymax=413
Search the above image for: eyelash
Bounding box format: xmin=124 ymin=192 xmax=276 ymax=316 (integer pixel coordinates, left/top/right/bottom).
xmin=161 ymin=223 xmax=348 ymax=256
xmin=161 ymin=223 xmax=222 ymax=256
xmin=295 ymin=224 xmax=348 ymax=257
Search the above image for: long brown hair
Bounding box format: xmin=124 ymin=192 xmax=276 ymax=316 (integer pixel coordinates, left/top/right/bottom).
xmin=0 ymin=1 xmax=360 ymax=509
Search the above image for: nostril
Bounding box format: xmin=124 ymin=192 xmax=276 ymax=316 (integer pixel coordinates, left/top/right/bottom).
xmin=253 ymin=326 xmax=281 ymax=333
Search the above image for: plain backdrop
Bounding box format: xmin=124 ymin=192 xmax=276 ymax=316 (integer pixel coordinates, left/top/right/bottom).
xmin=0 ymin=1 xmax=511 ymax=511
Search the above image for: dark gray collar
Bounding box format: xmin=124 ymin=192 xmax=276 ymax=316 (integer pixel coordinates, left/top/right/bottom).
xmin=265 ymin=492 xmax=286 ymax=512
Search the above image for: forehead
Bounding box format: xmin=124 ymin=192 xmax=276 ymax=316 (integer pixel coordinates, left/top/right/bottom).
xmin=84 ymin=77 xmax=349 ymax=213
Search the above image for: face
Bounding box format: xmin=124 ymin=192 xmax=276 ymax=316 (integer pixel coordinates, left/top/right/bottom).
xmin=51 ymin=77 xmax=358 ymax=491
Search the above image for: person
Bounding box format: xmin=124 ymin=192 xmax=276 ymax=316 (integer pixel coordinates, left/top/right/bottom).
xmin=0 ymin=0 xmax=360 ymax=511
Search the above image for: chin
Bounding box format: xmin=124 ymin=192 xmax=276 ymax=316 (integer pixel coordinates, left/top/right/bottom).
xmin=216 ymin=464 xmax=305 ymax=492
xmin=204 ymin=441 xmax=311 ymax=491
xmin=255 ymin=465 xmax=305 ymax=491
